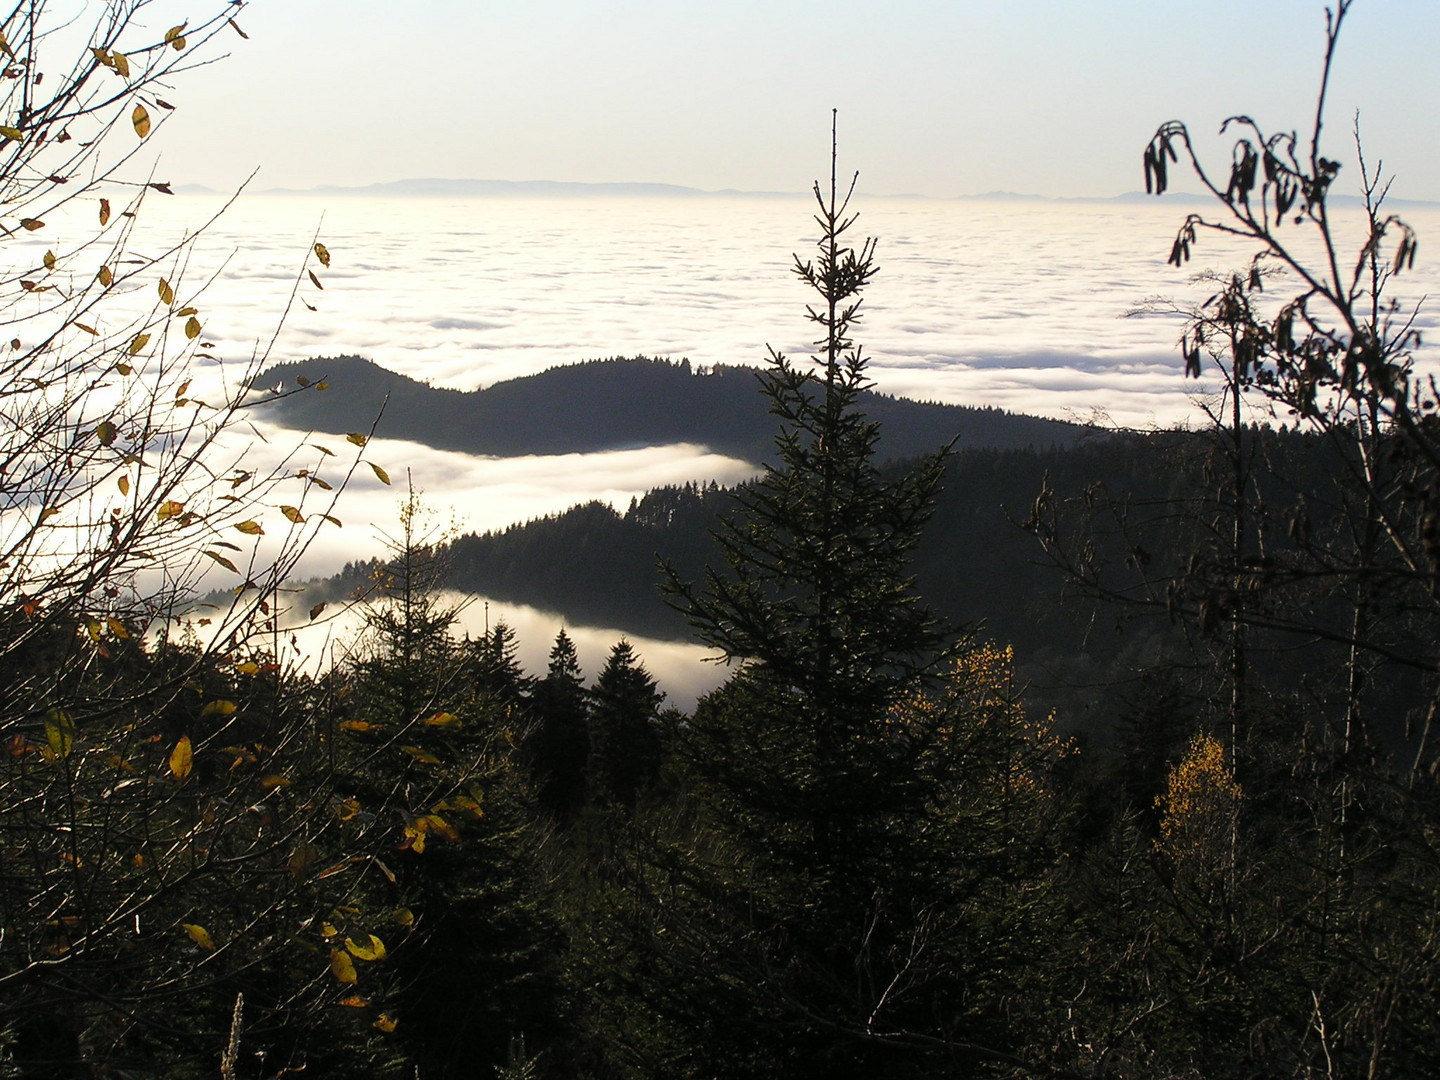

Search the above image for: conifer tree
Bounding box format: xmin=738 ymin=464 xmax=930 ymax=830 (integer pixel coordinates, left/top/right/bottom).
xmin=527 ymin=629 xmax=590 ymax=820
xmin=586 ymin=639 xmax=663 ymax=811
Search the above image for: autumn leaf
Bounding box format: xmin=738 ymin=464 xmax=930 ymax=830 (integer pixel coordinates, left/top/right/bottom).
xmin=43 ymin=250 xmax=55 ymax=270
xmin=75 ymin=322 xmax=98 ymax=335
xmin=132 ymin=104 xmax=150 ymax=138
xmin=182 ymin=923 xmax=215 ymax=951
xmin=401 ymin=745 xmax=440 ymax=765
xmin=309 ymin=602 xmax=327 ymax=621
xmin=235 ymin=661 xmax=260 ymax=676
xmin=234 ymin=520 xmax=264 ymax=535
xmin=127 ymin=332 xmax=150 ymax=356
xmin=424 ymin=712 xmax=459 ymax=728
xmin=20 ymin=218 xmax=43 ymax=231
xmin=185 ymin=316 xmax=201 ymax=340
xmin=0 ymin=125 xmax=21 ymax=142
xmin=98 ymin=265 xmax=113 ymax=287
xmin=345 ymin=432 xmax=367 ymax=447
xmin=45 ymin=709 xmax=74 ymax=759
xmin=99 ymin=198 xmax=110 ymax=226
xmin=314 ymin=242 xmax=331 ymax=267
xmin=112 ymin=50 xmax=130 ymax=78
xmin=308 ymin=269 xmax=323 ymax=290
xmin=373 ymin=1014 xmax=398 ymax=1033
xmin=280 ymin=506 xmax=304 ymax=524
xmin=338 ymin=995 xmax=370 ymax=1008
xmin=95 ymin=420 xmax=117 ymax=446
xmin=165 ymin=24 xmax=187 ymax=50
xmin=370 ymin=462 xmax=391 ymax=485
xmin=203 ymin=549 xmax=238 ymax=573
xmin=156 ymin=500 xmax=185 ymax=521
xmin=345 ymin=934 xmax=387 ymax=962
xmin=169 ymin=735 xmax=193 ymax=780
xmin=158 ymin=278 xmax=174 ymax=306
xmin=329 ymin=949 xmax=358 ymax=985
xmin=200 ymin=700 xmax=237 ymax=718
xmin=117 ymin=475 xmax=130 ymax=496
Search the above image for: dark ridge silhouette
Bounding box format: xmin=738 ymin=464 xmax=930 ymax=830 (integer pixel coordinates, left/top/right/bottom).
xmin=250 ymin=355 xmax=1088 ymax=465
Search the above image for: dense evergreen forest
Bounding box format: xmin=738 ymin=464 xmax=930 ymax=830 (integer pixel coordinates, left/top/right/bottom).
xmin=252 ymin=353 xmax=1087 ymax=464
xmin=3 ymin=3 xmax=1439 ymax=1077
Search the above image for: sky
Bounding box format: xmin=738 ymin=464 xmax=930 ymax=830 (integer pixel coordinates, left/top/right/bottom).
xmin=154 ymin=0 xmax=1440 ymax=201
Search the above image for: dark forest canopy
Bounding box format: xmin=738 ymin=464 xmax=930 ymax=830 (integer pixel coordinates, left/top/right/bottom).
xmin=250 ymin=354 xmax=1088 ymax=464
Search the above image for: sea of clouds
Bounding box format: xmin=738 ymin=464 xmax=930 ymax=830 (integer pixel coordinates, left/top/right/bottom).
xmin=14 ymin=189 xmax=1438 ymax=701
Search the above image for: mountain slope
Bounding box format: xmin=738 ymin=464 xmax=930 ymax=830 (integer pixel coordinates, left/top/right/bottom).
xmin=251 ymin=355 xmax=1088 ymax=464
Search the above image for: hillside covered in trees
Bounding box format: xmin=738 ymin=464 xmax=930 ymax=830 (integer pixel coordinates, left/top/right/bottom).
xmin=251 ymin=354 xmax=1088 ymax=464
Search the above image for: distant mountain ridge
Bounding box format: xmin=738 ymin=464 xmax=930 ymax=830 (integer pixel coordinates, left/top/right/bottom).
xmin=251 ymin=356 xmax=1089 ymax=464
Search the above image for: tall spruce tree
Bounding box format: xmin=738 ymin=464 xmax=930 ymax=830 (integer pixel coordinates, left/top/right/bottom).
xmin=527 ymin=629 xmax=591 ymax=820
xmin=626 ymin=122 xmax=1060 ymax=1080
xmin=586 ymin=639 xmax=663 ymax=811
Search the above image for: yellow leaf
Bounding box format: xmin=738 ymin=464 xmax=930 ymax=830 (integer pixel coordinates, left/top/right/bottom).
xmin=345 ymin=934 xmax=386 ymax=962
xmin=314 ymin=242 xmax=331 ymax=267
xmin=401 ymin=745 xmax=440 ymax=765
xmin=117 ymin=475 xmax=130 ymax=496
xmin=75 ymin=322 xmax=98 ymax=336
xmin=0 ymin=125 xmax=21 ymax=142
xmin=95 ymin=420 xmax=117 ymax=446
xmin=127 ymin=332 xmax=150 ymax=356
xmin=320 ymin=922 xmax=340 ymax=940
xmin=424 ymin=712 xmax=459 ymax=728
xmin=329 ymin=949 xmax=358 ymax=984
xmin=87 ymin=620 xmax=103 ymax=642
xmin=175 ymin=306 xmax=197 ymax=317
xmin=0 ymin=31 xmax=11 ymax=59
xmin=370 ymin=462 xmax=390 ymax=485
xmin=182 ymin=923 xmax=214 ymax=951
xmin=98 ymin=265 xmax=113 ymax=287
xmin=373 ymin=1014 xmax=398 ymax=1033
xmin=38 ymin=507 xmax=60 ymax=524
xmin=339 ymin=720 xmax=381 ymax=732
xmin=45 ymin=709 xmax=74 ymax=759
xmin=115 ymin=363 xmax=132 ymax=376
xmin=281 ymin=506 xmax=304 ymax=524
xmin=311 ymin=443 xmax=335 ymax=456
xmin=132 ymin=104 xmax=150 ymax=139
xmin=158 ymin=278 xmax=174 ymax=306
xmin=346 ymin=432 xmax=367 ymax=447
xmin=235 ymin=661 xmax=260 ymax=676
xmin=105 ymin=618 xmax=129 ymax=639
xmin=184 ymin=315 xmax=201 ymax=340
xmin=338 ymin=995 xmax=370 ymax=1008
xmin=203 ymin=550 xmax=239 ymax=573
xmin=156 ymin=499 xmax=185 ymax=521
xmin=169 ymin=736 xmax=193 ymax=780
xmin=234 ymin=521 xmax=264 ymax=535
xmin=320 ymin=514 xmax=343 ymax=528
xmin=392 ymin=907 xmax=414 ymax=927
xmin=43 ymin=250 xmax=55 ymax=270
xmin=165 ymin=24 xmax=188 ymax=50
xmin=200 ymin=700 xmax=238 ymax=718
xmin=112 ymin=50 xmax=130 ymax=78
xmin=260 ymin=774 xmax=290 ymax=789
xmin=316 ymin=380 xmax=329 ymax=390
xmin=99 ymin=199 xmax=110 ymax=226
xmin=90 ymin=47 xmax=112 ymax=68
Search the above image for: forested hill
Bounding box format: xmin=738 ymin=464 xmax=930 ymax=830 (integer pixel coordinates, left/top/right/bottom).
xmin=251 ymin=355 xmax=1088 ymax=463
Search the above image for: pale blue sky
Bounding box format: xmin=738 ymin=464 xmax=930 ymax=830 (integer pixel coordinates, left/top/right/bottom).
xmin=162 ymin=1 xmax=1440 ymax=199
